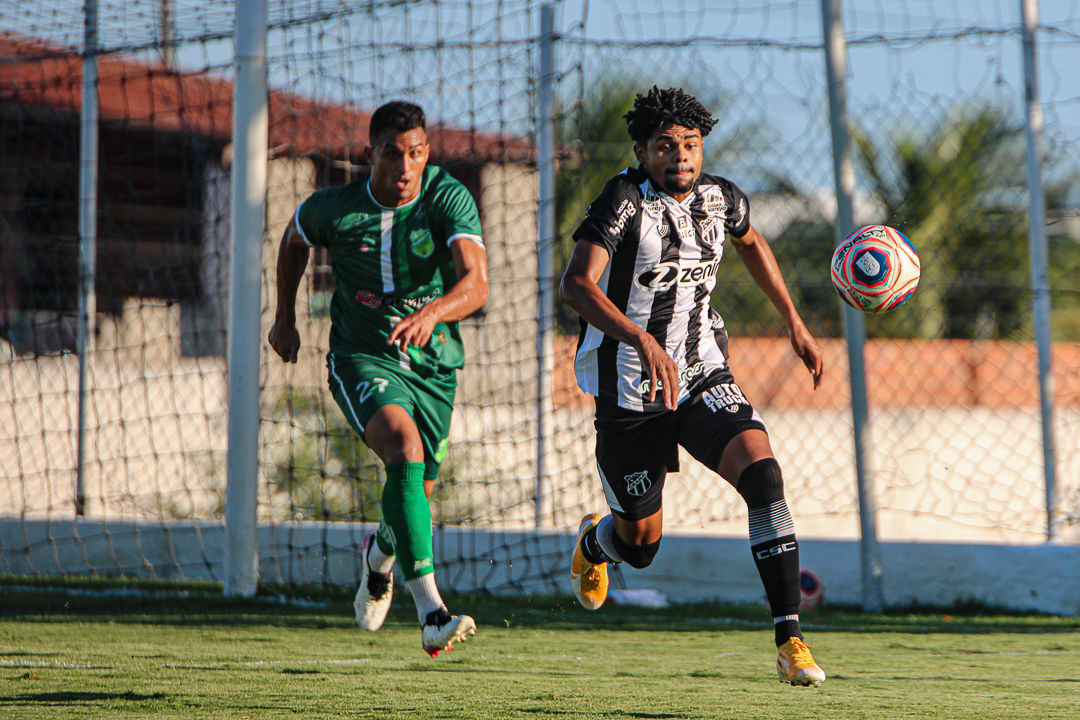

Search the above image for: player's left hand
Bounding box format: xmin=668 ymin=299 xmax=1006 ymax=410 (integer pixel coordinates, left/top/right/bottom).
xmin=388 ymin=307 xmax=439 ymax=350
xmin=789 ymin=320 xmax=824 ymax=389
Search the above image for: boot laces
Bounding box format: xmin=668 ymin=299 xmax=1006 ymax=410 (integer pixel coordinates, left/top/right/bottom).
xmin=787 ymin=638 xmax=816 ymax=667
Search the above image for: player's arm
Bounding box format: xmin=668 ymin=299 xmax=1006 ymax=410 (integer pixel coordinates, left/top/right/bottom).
xmin=560 ymin=239 xmax=679 ymax=410
xmin=729 ymin=224 xmax=824 ymax=388
xmin=387 ymin=239 xmax=489 ymax=350
xmin=268 ymin=216 xmax=310 ymax=363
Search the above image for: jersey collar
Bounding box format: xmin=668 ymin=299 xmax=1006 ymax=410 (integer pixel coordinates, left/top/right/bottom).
xmin=365 ymin=175 xmax=424 ymax=211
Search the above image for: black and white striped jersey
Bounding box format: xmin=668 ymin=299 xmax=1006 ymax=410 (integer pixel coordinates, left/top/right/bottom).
xmin=572 ymin=165 xmax=751 ymax=413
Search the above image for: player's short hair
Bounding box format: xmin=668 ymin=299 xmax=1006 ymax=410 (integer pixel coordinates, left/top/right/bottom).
xmin=368 ymin=100 xmax=426 ymax=143
xmin=624 ymin=86 xmax=718 ymax=145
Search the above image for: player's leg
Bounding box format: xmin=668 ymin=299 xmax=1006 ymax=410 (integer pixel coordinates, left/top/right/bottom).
xmin=392 ymin=371 xmax=475 ymax=656
xmin=719 ymin=429 xmax=825 ymax=687
xmin=572 ymin=409 xmax=676 ymax=609
xmin=327 ymin=355 xmax=473 ymax=654
xmin=364 ymin=404 xmax=472 ymax=656
xmin=679 ymin=380 xmax=824 ymax=686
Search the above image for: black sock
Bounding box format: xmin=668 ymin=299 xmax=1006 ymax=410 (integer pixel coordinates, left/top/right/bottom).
xmin=580 ymin=526 xmax=609 ymax=565
xmin=749 ymin=532 xmax=803 ymax=646
xmin=737 ymin=458 xmax=803 ymax=647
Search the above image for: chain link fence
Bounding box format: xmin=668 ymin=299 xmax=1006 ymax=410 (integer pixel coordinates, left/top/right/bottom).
xmin=1 ymin=1 xmax=1077 ymax=589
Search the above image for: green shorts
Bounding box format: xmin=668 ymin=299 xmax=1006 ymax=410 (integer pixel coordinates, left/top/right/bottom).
xmin=326 ymin=353 xmax=457 ymax=480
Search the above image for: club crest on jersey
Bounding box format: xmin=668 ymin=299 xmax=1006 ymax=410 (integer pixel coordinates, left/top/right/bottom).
xmin=608 ymin=198 xmax=637 ymax=236
xmin=700 ymin=216 xmax=720 ymax=246
xmin=657 ymin=222 xmax=670 ymax=238
xmin=701 ymin=382 xmax=749 ymax=413
xmin=410 ymin=229 xmax=435 ymax=257
xmin=624 ymin=471 xmax=651 ymax=497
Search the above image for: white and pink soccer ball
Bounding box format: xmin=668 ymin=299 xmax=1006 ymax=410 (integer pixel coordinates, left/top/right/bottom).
xmin=831 ymin=225 xmax=921 ymax=314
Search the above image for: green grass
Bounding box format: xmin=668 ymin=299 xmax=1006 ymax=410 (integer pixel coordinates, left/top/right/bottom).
xmin=1 ymin=578 xmax=1078 ymax=719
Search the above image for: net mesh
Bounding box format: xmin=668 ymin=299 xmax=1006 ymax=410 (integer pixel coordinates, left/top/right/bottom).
xmin=1 ymin=0 xmax=1079 ymax=590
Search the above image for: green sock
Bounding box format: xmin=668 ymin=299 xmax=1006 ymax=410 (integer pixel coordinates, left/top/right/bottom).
xmin=377 ymin=461 xmax=434 ymax=581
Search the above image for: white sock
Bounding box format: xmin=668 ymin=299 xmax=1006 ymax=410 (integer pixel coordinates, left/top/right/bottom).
xmin=595 ymin=514 xmax=624 ymax=563
xmin=368 ymin=536 xmax=396 ymax=574
xmin=407 ymin=573 xmax=444 ymax=624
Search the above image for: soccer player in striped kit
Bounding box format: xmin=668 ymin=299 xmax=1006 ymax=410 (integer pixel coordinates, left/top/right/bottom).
xmin=270 ymin=101 xmax=487 ymax=657
xmin=562 ymin=87 xmax=827 ymax=686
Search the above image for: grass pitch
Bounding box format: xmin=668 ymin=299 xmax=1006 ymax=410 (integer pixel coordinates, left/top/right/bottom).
xmin=1 ymin=578 xmax=1077 ymax=719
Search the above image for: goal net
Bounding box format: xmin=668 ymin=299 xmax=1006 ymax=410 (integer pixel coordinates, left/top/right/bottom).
xmin=1 ymin=0 xmax=1078 ymax=592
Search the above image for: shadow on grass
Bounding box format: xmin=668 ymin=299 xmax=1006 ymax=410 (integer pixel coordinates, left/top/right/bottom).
xmin=0 ymin=691 xmax=167 ymax=705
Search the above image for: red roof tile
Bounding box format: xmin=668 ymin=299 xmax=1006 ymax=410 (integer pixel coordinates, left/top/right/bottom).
xmin=0 ymin=32 xmax=533 ymax=163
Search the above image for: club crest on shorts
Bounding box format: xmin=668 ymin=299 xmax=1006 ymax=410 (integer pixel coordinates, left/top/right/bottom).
xmin=624 ymin=470 xmax=651 ymax=497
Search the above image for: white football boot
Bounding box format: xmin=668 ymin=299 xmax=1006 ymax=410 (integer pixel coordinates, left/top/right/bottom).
xmin=354 ymin=532 xmax=393 ymax=631
xmin=421 ymin=606 xmax=476 ymax=657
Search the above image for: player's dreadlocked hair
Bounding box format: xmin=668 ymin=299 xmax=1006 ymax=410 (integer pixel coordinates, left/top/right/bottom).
xmin=369 ymin=100 xmax=426 ymax=142
xmin=624 ymin=86 xmax=718 ymax=145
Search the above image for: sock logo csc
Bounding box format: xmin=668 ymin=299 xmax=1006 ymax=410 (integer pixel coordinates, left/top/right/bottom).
xmin=755 ymin=541 xmax=796 ymax=560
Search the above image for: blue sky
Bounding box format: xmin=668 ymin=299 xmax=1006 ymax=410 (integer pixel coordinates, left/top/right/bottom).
xmin=5 ymin=0 xmax=1077 ymax=192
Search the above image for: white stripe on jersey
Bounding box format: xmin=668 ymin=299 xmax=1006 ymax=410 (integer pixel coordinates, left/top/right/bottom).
xmin=380 ymin=209 xmax=395 ymax=294
xmin=294 ymin=203 xmax=315 ymax=246
xmin=576 ymin=177 xmax=733 ymax=411
xmin=574 ymin=261 xmax=611 ymax=397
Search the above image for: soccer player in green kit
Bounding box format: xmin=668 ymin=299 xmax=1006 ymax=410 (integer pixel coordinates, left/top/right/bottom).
xmin=269 ymin=101 xmax=488 ymax=657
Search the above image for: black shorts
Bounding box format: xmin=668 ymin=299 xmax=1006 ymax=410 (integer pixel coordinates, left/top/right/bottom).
xmin=593 ymin=371 xmax=766 ymax=521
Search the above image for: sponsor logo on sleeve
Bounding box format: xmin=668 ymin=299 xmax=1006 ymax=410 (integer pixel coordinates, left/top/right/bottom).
xmin=736 ymin=197 xmax=748 ymax=225
xmin=607 ymin=198 xmax=638 ymax=236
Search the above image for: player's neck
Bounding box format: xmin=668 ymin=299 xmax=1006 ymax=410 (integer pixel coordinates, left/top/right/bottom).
xmin=645 ymin=174 xmax=695 ymax=204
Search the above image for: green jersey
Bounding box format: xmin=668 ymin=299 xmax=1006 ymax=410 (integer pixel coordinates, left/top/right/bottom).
xmin=296 ymin=165 xmax=484 ymax=374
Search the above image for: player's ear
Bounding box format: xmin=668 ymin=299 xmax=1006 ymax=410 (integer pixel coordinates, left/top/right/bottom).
xmin=633 ymin=143 xmax=646 ymax=166
xmin=362 ymin=145 xmax=373 ymax=165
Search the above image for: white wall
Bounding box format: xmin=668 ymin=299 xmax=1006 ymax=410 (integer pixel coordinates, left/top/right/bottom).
xmin=1 ymin=519 xmax=1077 ymax=616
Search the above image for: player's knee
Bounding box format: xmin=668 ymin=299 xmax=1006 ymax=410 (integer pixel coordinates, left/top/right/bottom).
xmin=613 ymin=533 xmax=662 ymax=569
xmin=736 ymin=457 xmax=785 ymax=508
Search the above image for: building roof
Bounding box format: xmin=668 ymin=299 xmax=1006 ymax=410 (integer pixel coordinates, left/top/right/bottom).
xmin=0 ymin=33 xmax=533 ymax=163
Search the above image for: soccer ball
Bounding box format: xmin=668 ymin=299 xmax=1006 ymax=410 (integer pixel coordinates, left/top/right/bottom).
xmin=830 ymin=225 xmax=920 ymax=313
xmin=799 ymin=567 xmax=824 ymax=609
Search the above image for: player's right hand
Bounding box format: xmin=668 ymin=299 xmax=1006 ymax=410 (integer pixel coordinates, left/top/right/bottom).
xmin=634 ymin=333 xmax=679 ymax=410
xmin=268 ymin=319 xmax=301 ymax=363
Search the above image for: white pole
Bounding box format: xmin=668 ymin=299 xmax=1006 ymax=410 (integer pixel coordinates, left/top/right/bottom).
xmin=76 ymin=0 xmax=99 ymax=518
xmin=534 ymin=3 xmax=557 ymax=529
xmin=1020 ymin=0 xmax=1059 ymax=542
xmin=820 ymin=0 xmax=884 ymax=613
xmin=224 ymin=0 xmax=268 ymax=597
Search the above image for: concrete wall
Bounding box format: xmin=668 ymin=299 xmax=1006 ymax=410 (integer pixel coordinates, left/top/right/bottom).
xmin=2 ymin=518 xmax=1077 ymax=616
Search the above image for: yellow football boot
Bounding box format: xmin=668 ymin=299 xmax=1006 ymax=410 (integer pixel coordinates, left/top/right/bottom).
xmin=570 ymin=513 xmax=608 ymax=610
xmin=776 ymin=637 xmax=826 ymax=687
